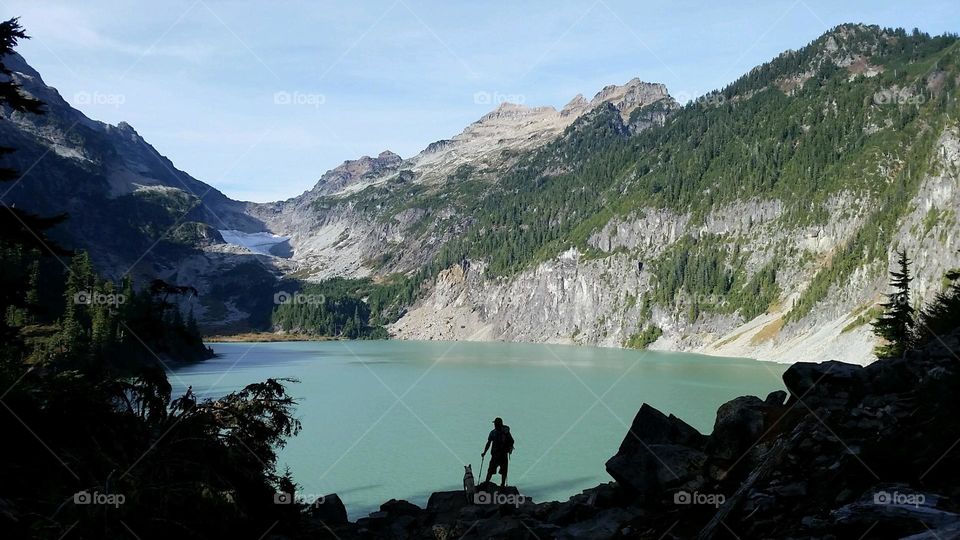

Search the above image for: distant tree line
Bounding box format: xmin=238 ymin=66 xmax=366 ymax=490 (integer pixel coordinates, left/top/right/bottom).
xmin=271 ymin=276 xmax=421 ymax=339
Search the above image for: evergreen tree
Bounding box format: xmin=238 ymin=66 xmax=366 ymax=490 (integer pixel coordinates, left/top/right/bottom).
xmin=915 ymin=262 xmax=960 ymax=345
xmin=872 ymin=250 xmax=916 ymax=358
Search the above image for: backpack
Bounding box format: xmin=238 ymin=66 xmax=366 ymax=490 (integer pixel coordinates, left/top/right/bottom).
xmin=502 ymin=426 xmax=515 ymax=454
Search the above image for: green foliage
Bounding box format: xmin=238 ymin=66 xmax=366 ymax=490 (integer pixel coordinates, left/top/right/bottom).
xmin=915 ymin=265 xmax=960 ymax=345
xmin=426 ymin=103 xmax=636 ymax=277
xmin=870 ymin=250 xmax=960 ymax=356
xmin=841 ymin=306 xmax=883 ymax=334
xmin=647 ymin=235 xmax=780 ymax=322
xmin=651 ymin=235 xmax=734 ymax=308
xmin=0 ymin=357 xmax=306 ymax=539
xmin=731 ymin=263 xmax=780 ymax=321
xmin=625 ymin=325 xmax=663 ymax=349
xmin=57 ymin=252 xmax=212 ymax=366
xmin=785 ymin=121 xmax=942 ymax=322
xmin=872 ymin=250 xmax=916 ymax=358
xmin=271 ymin=274 xmax=421 ymax=338
xmin=2 ymin=249 xmax=212 ymax=369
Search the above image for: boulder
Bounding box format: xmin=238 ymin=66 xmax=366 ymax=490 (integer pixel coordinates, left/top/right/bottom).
xmin=606 ymin=443 xmax=706 ymax=496
xmin=476 ymin=482 xmax=521 ymax=497
xmin=544 ymin=500 xmax=592 ymax=526
xmin=617 ymin=404 xmax=707 ymax=448
xmin=555 ymin=507 xmax=641 ymax=540
xmin=583 ymin=482 xmax=629 ymax=509
xmin=765 ymin=390 xmax=787 ymax=406
xmin=387 ymin=514 xmax=417 ymax=538
xmin=431 ymin=523 xmax=455 ymax=540
xmin=605 ymin=404 xmax=707 ymax=495
xmin=427 ymin=490 xmax=469 ymax=515
xmin=782 ymin=361 xmax=865 ymax=405
xmin=357 ymin=510 xmax=387 ymax=526
xmin=526 ymin=523 xmax=563 ymax=538
xmin=308 ymin=493 xmax=348 ymax=525
xmin=768 ymin=481 xmax=807 ymax=497
xmin=468 ymin=517 xmax=527 ymax=539
xmin=379 ymin=498 xmax=421 ymax=518
xmin=707 ymin=395 xmax=772 ymax=460
xmin=863 ymin=355 xmax=920 ymax=394
xmin=458 ymin=503 xmax=501 ymax=521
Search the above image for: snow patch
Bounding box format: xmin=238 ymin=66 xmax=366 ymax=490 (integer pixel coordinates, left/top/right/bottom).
xmin=219 ymin=230 xmax=290 ymax=256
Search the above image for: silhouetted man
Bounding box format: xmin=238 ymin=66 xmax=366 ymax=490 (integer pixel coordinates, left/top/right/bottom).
xmin=481 ymin=417 xmax=514 ymax=487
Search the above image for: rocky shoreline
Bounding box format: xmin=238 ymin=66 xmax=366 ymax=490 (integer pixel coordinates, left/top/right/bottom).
xmin=291 ymin=330 xmax=960 ymax=539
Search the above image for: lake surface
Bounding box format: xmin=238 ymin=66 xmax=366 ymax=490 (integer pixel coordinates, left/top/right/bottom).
xmin=169 ymin=341 xmax=786 ymax=519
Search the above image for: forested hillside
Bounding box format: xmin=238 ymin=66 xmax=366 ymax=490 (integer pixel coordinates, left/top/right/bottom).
xmin=377 ymin=25 xmax=960 ymax=361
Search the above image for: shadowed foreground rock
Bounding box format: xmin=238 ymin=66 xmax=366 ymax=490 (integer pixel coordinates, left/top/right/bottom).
xmin=301 ymin=332 xmax=960 ymax=539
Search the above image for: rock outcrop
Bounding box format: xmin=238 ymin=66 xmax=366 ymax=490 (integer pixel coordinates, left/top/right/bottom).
xmin=605 ymin=404 xmax=708 ymax=497
xmin=304 ymin=332 xmax=960 ymax=539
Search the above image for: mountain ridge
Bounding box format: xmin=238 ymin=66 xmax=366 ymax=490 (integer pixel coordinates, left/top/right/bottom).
xmin=2 ymin=23 xmax=958 ymax=362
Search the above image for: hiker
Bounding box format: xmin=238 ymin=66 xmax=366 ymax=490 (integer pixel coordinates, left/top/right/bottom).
xmin=481 ymin=417 xmax=514 ymax=487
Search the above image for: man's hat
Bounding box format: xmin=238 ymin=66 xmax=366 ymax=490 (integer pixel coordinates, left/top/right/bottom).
xmin=493 ymin=417 xmax=503 ymax=425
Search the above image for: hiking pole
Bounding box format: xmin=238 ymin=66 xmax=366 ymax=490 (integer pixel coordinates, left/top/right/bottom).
xmin=479 ymin=454 xmax=485 ymax=483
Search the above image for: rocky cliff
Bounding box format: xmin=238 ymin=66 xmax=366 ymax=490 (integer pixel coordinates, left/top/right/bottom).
xmin=390 ymin=124 xmax=960 ymax=365
xmin=243 ymin=78 xmax=678 ymax=282
xmin=379 ymin=25 xmax=960 ymax=365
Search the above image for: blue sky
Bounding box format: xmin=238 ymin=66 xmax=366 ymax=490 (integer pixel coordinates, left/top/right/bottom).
xmin=3 ymin=1 xmax=958 ymax=202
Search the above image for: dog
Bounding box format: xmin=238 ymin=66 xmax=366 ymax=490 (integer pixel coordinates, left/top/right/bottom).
xmin=463 ymin=464 xmax=476 ymax=502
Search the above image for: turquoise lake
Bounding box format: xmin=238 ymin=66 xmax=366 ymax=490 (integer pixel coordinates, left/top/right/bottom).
xmin=169 ymin=340 xmax=786 ymax=519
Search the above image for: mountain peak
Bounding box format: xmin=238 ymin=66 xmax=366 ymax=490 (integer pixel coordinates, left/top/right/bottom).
xmin=588 ymin=78 xmax=675 ymax=121
xmin=560 ymin=94 xmax=589 ymax=117
xmin=115 ymin=121 xmax=138 ymax=134
xmin=307 ymin=150 xmax=403 ymax=196
xmin=826 ymin=22 xmax=880 ymax=38
xmin=469 ymin=102 xmax=561 ymax=130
